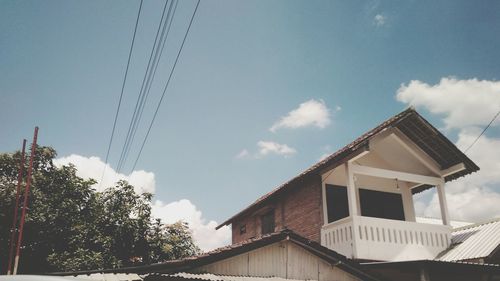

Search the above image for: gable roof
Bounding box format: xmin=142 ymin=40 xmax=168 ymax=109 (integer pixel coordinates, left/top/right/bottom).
xmin=217 ymin=108 xmax=479 ymax=229
xmin=437 ymin=217 xmax=500 ymax=262
xmin=51 ymin=230 xmax=384 ymax=281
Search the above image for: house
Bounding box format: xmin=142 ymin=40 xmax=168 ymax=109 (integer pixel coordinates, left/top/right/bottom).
xmin=56 ymin=108 xmax=500 ymax=281
xmin=216 ymin=107 xmax=479 ymax=262
xmin=209 ymin=107 xmax=500 ymax=280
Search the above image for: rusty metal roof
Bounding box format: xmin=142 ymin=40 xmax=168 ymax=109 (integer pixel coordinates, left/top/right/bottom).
xmin=217 ymin=108 xmax=479 ymax=229
xmin=437 ymin=218 xmax=500 ymax=262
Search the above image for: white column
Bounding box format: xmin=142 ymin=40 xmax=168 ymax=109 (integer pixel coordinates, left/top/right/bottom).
xmin=321 ymin=179 xmax=329 ymax=225
xmin=345 ymin=162 xmax=359 ymax=259
xmin=437 ymin=179 xmax=451 ymax=226
xmin=401 ymin=182 xmax=416 ymax=222
xmin=345 ymin=163 xmax=359 ymax=217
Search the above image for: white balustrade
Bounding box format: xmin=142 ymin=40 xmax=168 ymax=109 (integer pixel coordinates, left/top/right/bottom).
xmin=321 ymin=215 xmax=452 ymax=261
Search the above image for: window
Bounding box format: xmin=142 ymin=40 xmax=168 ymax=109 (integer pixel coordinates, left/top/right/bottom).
xmin=239 ymin=224 xmax=246 ymax=235
xmin=359 ymin=189 xmax=405 ymax=221
xmin=325 ymin=184 xmax=349 ymax=223
xmin=261 ymin=210 xmax=275 ymax=235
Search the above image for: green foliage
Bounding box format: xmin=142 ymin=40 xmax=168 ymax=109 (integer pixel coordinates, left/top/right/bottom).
xmin=0 ymin=146 xmax=200 ymax=274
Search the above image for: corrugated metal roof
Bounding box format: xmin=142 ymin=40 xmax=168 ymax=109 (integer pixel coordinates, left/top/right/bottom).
xmin=66 ymin=273 xmax=141 ymax=281
xmin=157 ymin=272 xmax=312 ymax=281
xmin=437 ymin=218 xmax=500 ymax=261
xmin=415 ymin=217 xmax=472 ymax=228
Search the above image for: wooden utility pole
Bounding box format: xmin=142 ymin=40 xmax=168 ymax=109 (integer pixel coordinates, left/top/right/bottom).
xmin=6 ymin=139 xmax=27 ymax=275
xmin=13 ymin=127 xmax=38 ymax=275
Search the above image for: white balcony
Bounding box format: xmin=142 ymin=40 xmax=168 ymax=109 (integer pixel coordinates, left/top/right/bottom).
xmin=321 ymin=215 xmax=452 ymax=261
xmin=318 ymin=128 xmax=467 ymax=261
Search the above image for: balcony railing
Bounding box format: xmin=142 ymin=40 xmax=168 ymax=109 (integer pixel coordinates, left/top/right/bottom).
xmin=321 ymin=216 xmax=452 ymax=261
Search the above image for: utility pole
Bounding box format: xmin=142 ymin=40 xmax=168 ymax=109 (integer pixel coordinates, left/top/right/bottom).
xmin=6 ymin=139 xmax=27 ymax=275
xmin=13 ymin=127 xmax=38 ymax=275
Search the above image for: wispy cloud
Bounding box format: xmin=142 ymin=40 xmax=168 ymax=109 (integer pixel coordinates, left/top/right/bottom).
xmin=270 ymin=99 xmax=331 ymax=132
xmin=374 ymin=14 xmax=386 ymax=26
xmin=235 ymin=149 xmax=250 ymax=159
xmin=257 ymin=141 xmax=296 ymax=157
xmin=318 ymin=145 xmax=334 ymax=161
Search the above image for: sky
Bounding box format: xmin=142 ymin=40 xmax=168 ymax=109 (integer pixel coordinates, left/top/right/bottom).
xmin=1 ymin=0 xmax=500 ymax=251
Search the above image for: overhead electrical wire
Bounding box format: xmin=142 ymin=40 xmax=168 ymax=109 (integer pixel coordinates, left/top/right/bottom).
xmin=116 ymin=0 xmax=173 ymax=172
xmin=131 ymin=0 xmax=201 ymax=171
xmin=129 ymin=0 xmax=179 ymax=156
xmin=116 ymin=0 xmax=170 ymax=172
xmin=463 ymin=109 xmax=500 ymax=153
xmin=118 ymin=0 xmax=179 ymax=172
xmin=100 ymin=0 xmax=143 ymax=188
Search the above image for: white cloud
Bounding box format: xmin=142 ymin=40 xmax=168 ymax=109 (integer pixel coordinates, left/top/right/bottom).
xmin=396 ymin=77 xmax=500 ymax=222
xmin=318 ymin=145 xmax=334 ymax=161
xmin=235 ymin=149 xmax=250 ymax=159
xmin=397 ymin=77 xmax=500 ymax=129
xmin=270 ymin=99 xmax=331 ymax=132
xmin=53 ymin=154 xmax=155 ymax=194
xmin=374 ymin=14 xmax=386 ymax=26
xmin=414 ymin=130 xmax=500 ymax=222
xmin=152 ymin=199 xmax=231 ymax=252
xmin=318 ymin=153 xmax=331 ymax=161
xmin=257 ymin=141 xmax=296 ymax=157
xmin=53 ymin=154 xmax=231 ymax=251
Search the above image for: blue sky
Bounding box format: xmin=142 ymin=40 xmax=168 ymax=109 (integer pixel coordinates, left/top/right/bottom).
xmin=1 ymin=0 xmax=500 ymax=249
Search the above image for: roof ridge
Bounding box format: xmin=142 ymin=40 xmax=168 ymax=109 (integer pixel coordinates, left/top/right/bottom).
xmin=453 ymin=217 xmax=500 ymax=232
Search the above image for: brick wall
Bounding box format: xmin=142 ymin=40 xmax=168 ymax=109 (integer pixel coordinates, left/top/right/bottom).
xmin=282 ymin=175 xmax=324 ymax=241
xmin=231 ymin=175 xmax=324 ymax=244
xmin=232 ymin=212 xmax=258 ymax=243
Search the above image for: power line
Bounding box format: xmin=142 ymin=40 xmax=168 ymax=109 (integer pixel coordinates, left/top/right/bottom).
xmin=117 ymin=0 xmax=170 ymax=172
xmin=116 ymin=0 xmax=171 ymax=172
xmin=464 ymin=109 xmax=500 ymax=153
xmin=131 ymin=0 xmax=201 ymax=171
xmin=118 ymin=0 xmax=178 ymax=172
xmin=100 ymin=0 xmax=143 ymax=188
xmin=128 ymin=0 xmax=179 ymax=156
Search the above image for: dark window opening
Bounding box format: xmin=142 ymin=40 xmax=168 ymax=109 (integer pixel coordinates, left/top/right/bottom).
xmin=239 ymin=224 xmax=246 ymax=235
xmin=325 ymin=185 xmax=405 ymax=223
xmin=261 ymin=210 xmax=275 ymax=235
xmin=326 ymin=184 xmax=349 ymax=223
xmin=359 ymin=189 xmax=405 ymax=221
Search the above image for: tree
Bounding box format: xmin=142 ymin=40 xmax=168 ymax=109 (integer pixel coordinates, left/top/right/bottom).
xmin=0 ymin=146 xmax=200 ymax=274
